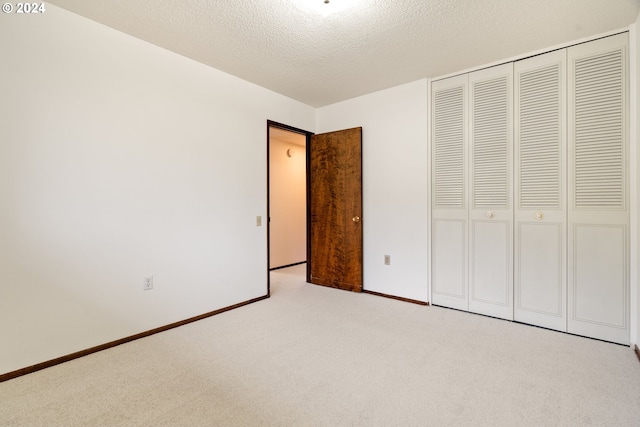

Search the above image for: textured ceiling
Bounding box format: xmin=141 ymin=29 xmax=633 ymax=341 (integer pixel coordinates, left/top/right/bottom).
xmin=47 ymin=0 xmax=640 ymax=107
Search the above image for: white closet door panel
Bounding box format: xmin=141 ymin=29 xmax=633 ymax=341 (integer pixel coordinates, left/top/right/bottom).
xmin=432 ymin=218 xmax=468 ymax=310
xmin=514 ymin=49 xmax=567 ymax=331
xmin=471 ymin=72 xmax=511 ymax=209
xmin=433 ymin=75 xmax=468 ymax=211
xmin=569 ymin=224 xmax=628 ymax=343
xmin=515 ymin=222 xmax=565 ymax=331
xmin=431 ymin=74 xmax=469 ymax=311
xmin=568 ymin=33 xmax=629 ymax=344
xmin=469 ymin=220 xmax=512 ymax=319
xmin=468 ymin=63 xmax=513 ymax=320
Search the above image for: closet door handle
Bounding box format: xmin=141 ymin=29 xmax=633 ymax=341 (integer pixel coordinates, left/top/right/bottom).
xmin=486 ymin=211 xmax=495 ymax=219
xmin=534 ymin=212 xmax=544 ymax=220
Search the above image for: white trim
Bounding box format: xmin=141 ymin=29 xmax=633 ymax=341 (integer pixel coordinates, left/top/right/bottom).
xmin=426 ymin=77 xmax=432 ymax=303
xmin=629 ymin=22 xmax=638 ymax=347
xmin=431 ymin=28 xmax=630 ymax=83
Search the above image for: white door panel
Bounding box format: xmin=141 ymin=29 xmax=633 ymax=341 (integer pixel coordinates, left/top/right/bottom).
xmin=432 ymin=219 xmax=467 ymax=310
xmin=569 ymin=224 xmax=628 ymax=343
xmin=515 ymin=222 xmax=565 ymax=331
xmin=514 ymin=49 xmax=567 ymax=331
xmin=567 ymin=33 xmax=629 ymax=345
xmin=468 ymin=63 xmax=514 ymax=320
xmin=431 ymin=74 xmax=469 ymax=311
xmin=469 ymin=220 xmax=511 ymax=319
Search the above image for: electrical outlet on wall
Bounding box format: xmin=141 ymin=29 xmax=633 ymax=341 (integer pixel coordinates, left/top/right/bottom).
xmin=384 ymin=255 xmax=391 ymax=265
xmin=143 ymin=276 xmax=153 ymax=290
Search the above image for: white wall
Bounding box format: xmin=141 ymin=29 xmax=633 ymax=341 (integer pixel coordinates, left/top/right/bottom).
xmin=316 ymin=81 xmax=429 ymax=302
xmin=0 ymin=5 xmax=314 ymax=375
xmin=269 ymin=137 xmax=306 ymax=268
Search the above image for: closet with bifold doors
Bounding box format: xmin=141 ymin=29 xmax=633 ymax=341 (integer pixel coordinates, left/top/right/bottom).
xmin=431 ymin=33 xmax=630 ymax=345
xmin=432 ymin=63 xmax=514 ymax=321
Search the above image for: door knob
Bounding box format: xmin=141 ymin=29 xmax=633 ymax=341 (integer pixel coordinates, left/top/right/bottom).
xmin=352 ymin=216 xmax=361 ymax=223
xmin=534 ymin=212 xmax=544 ymax=220
xmin=486 ymin=211 xmax=494 ymax=219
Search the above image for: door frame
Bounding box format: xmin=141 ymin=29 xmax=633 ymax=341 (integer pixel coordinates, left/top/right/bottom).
xmin=266 ymin=120 xmax=313 ymax=295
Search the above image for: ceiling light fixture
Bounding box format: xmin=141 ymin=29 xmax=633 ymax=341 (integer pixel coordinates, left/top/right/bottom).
xmin=294 ymin=0 xmax=359 ymax=16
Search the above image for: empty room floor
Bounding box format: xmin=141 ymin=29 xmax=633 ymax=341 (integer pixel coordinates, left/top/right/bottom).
xmin=1 ymin=264 xmax=640 ymax=426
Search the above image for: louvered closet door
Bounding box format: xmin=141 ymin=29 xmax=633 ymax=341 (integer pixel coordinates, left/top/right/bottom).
xmin=514 ymin=50 xmax=567 ymax=332
xmin=567 ymin=33 xmax=629 ymax=345
xmin=431 ymin=74 xmax=469 ymax=311
xmin=468 ymin=64 xmax=513 ymax=320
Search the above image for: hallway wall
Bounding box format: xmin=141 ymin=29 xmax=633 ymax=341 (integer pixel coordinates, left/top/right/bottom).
xmin=269 ymin=134 xmax=306 ymax=268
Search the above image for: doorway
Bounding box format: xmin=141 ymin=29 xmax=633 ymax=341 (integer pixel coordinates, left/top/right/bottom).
xmin=267 ymin=121 xmax=312 ymax=294
xmin=268 ymin=124 xmax=309 ymax=271
xmin=267 ymin=121 xmax=364 ymax=295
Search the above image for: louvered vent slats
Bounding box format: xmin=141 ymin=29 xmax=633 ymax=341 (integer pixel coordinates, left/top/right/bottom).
xmin=473 ymin=76 xmax=509 ymax=207
xmin=574 ymin=49 xmax=624 ymax=208
xmin=518 ymin=64 xmax=561 ymax=208
xmin=434 ymin=86 xmax=465 ymax=208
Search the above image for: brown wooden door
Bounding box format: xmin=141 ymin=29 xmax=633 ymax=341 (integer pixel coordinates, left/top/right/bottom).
xmin=308 ymin=127 xmax=363 ymax=292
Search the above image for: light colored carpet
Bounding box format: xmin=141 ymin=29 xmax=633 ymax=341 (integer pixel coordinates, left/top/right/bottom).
xmin=2 ymin=264 xmax=640 ymax=426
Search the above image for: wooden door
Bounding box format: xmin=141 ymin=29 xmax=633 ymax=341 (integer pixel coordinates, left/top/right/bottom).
xmin=514 ymin=49 xmax=567 ymax=332
xmin=308 ymin=127 xmax=363 ymax=292
xmin=468 ymin=63 xmax=514 ymax=321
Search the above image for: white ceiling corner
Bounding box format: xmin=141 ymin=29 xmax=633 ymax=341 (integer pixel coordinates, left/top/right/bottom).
xmin=47 ymin=0 xmax=640 ymax=107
